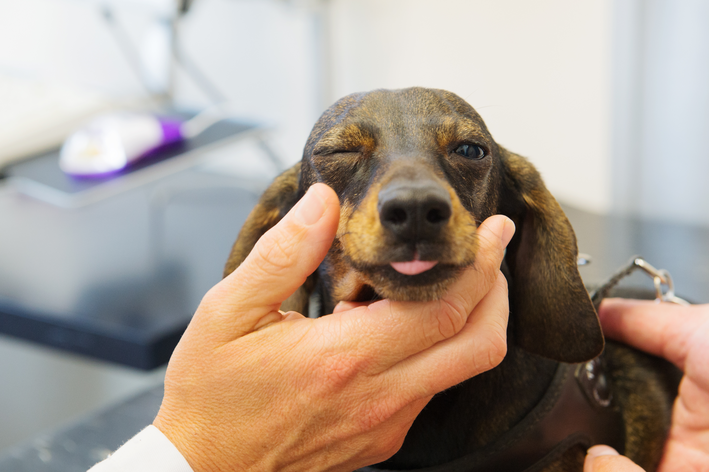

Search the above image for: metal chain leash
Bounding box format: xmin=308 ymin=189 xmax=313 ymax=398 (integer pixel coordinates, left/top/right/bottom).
xmin=588 ymin=255 xmax=690 ymax=311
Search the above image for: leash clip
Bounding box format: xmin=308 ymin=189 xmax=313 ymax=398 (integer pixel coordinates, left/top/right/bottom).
xmin=631 ymin=257 xmax=689 ymax=305
xmin=590 ymin=255 xmax=690 ymax=308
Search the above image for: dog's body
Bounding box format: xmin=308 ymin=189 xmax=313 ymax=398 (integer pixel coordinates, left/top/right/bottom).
xmin=224 ymin=88 xmax=678 ymax=471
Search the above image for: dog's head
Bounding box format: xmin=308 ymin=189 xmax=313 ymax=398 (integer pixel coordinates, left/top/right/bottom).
xmin=225 ymin=87 xmax=603 ymax=363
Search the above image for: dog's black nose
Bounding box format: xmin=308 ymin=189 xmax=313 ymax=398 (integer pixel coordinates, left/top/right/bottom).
xmin=378 ymin=180 xmax=452 ymax=241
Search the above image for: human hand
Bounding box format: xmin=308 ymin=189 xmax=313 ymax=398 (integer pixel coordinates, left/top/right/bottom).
xmin=589 ymin=299 xmax=709 ymax=472
xmin=153 ymin=183 xmax=515 ymax=472
xmin=584 ymin=445 xmax=645 ymax=471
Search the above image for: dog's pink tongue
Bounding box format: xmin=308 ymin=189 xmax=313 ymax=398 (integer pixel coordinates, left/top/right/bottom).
xmin=390 ymin=260 xmax=438 ymax=275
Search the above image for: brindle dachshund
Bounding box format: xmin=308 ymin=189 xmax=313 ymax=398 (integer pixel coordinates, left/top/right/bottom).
xmin=224 ymin=88 xmax=678 ymax=471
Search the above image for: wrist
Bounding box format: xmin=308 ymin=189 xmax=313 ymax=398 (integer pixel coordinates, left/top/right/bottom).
xmin=153 ymin=413 xmax=223 ymax=472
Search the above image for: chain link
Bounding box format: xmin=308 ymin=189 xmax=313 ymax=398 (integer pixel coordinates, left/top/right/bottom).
xmin=589 ymin=256 xmax=690 ymax=310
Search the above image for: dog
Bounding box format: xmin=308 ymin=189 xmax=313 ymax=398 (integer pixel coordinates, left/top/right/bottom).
xmin=224 ymin=88 xmax=678 ymax=471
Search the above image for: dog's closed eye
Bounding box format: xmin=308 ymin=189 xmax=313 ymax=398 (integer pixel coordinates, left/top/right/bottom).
xmin=313 ymin=122 xmax=377 ymax=156
xmin=313 ymin=146 xmax=363 ymax=156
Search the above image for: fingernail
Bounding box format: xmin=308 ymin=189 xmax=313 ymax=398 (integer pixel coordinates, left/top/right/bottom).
xmin=500 ymin=217 xmax=515 ymax=247
xmin=586 ymin=445 xmax=619 ymax=458
xmin=295 ymin=185 xmax=327 ymax=226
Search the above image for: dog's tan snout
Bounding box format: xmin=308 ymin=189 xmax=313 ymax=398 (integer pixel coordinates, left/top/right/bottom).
xmin=377 ymin=179 xmax=452 ymax=242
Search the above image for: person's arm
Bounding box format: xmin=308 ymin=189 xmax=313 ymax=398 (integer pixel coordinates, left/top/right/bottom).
xmin=585 ymin=299 xmax=709 ymax=472
xmin=90 ymin=183 xmax=515 ymax=472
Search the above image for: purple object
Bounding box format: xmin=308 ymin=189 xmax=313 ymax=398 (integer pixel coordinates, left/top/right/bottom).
xmin=59 ymin=113 xmax=186 ymax=178
xmin=159 ymin=118 xmax=185 ymax=144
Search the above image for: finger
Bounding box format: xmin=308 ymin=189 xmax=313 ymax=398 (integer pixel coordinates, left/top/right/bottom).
xmin=197 ymin=184 xmax=340 ymax=342
xmin=253 ymin=310 xmax=306 ymax=331
xmin=329 ymin=215 xmax=514 ymax=371
xmin=598 ymin=298 xmax=705 ymax=370
xmin=391 ymin=270 xmax=509 ymax=398
xmin=432 ymin=215 xmax=514 ymax=323
xmin=584 ymin=445 xmax=646 ymax=472
xmin=333 ymin=301 xmax=375 ymax=314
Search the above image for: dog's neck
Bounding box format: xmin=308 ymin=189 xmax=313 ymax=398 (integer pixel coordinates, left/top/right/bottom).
xmin=379 ymin=327 xmax=559 ymax=469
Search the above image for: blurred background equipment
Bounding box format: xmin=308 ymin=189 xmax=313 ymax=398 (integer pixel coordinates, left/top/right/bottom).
xmin=0 ymin=75 xmax=116 ymax=169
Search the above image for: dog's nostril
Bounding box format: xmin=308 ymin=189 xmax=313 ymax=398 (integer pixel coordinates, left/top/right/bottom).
xmin=426 ymin=205 xmax=451 ymax=225
xmin=387 ymin=207 xmax=408 ymax=225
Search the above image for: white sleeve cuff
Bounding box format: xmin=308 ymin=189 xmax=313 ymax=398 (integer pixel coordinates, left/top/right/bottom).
xmin=88 ymin=425 xmax=194 ymax=472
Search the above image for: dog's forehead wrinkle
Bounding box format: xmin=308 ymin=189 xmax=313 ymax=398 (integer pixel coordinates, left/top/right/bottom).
xmin=447 ymin=121 xmax=489 ymax=143
xmin=316 ymin=90 xmax=490 ymax=158
xmin=315 ymin=123 xmax=376 ymax=153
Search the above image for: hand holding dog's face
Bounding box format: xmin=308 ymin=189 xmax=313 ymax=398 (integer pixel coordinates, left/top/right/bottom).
xmin=157 ymin=184 xmax=514 ymax=472
xmin=226 ymin=87 xmax=603 ymax=363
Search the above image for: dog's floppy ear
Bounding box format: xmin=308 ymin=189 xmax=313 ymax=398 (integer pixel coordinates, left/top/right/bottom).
xmin=499 ymin=149 xmax=603 ymax=363
xmin=224 ymin=162 xmax=302 ymax=277
xmin=223 ymin=162 xmax=314 ymax=313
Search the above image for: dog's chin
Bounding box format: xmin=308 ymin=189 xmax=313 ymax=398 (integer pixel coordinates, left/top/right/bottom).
xmin=357 ymin=263 xmax=464 ymax=302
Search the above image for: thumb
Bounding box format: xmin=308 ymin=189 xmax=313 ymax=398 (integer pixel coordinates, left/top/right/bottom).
xmin=197 ymin=183 xmax=339 ymax=342
xmin=584 ymin=446 xmax=646 ymax=472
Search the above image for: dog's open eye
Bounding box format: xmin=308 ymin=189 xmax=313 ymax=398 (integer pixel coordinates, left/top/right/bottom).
xmin=454 ymin=144 xmax=486 ymax=160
